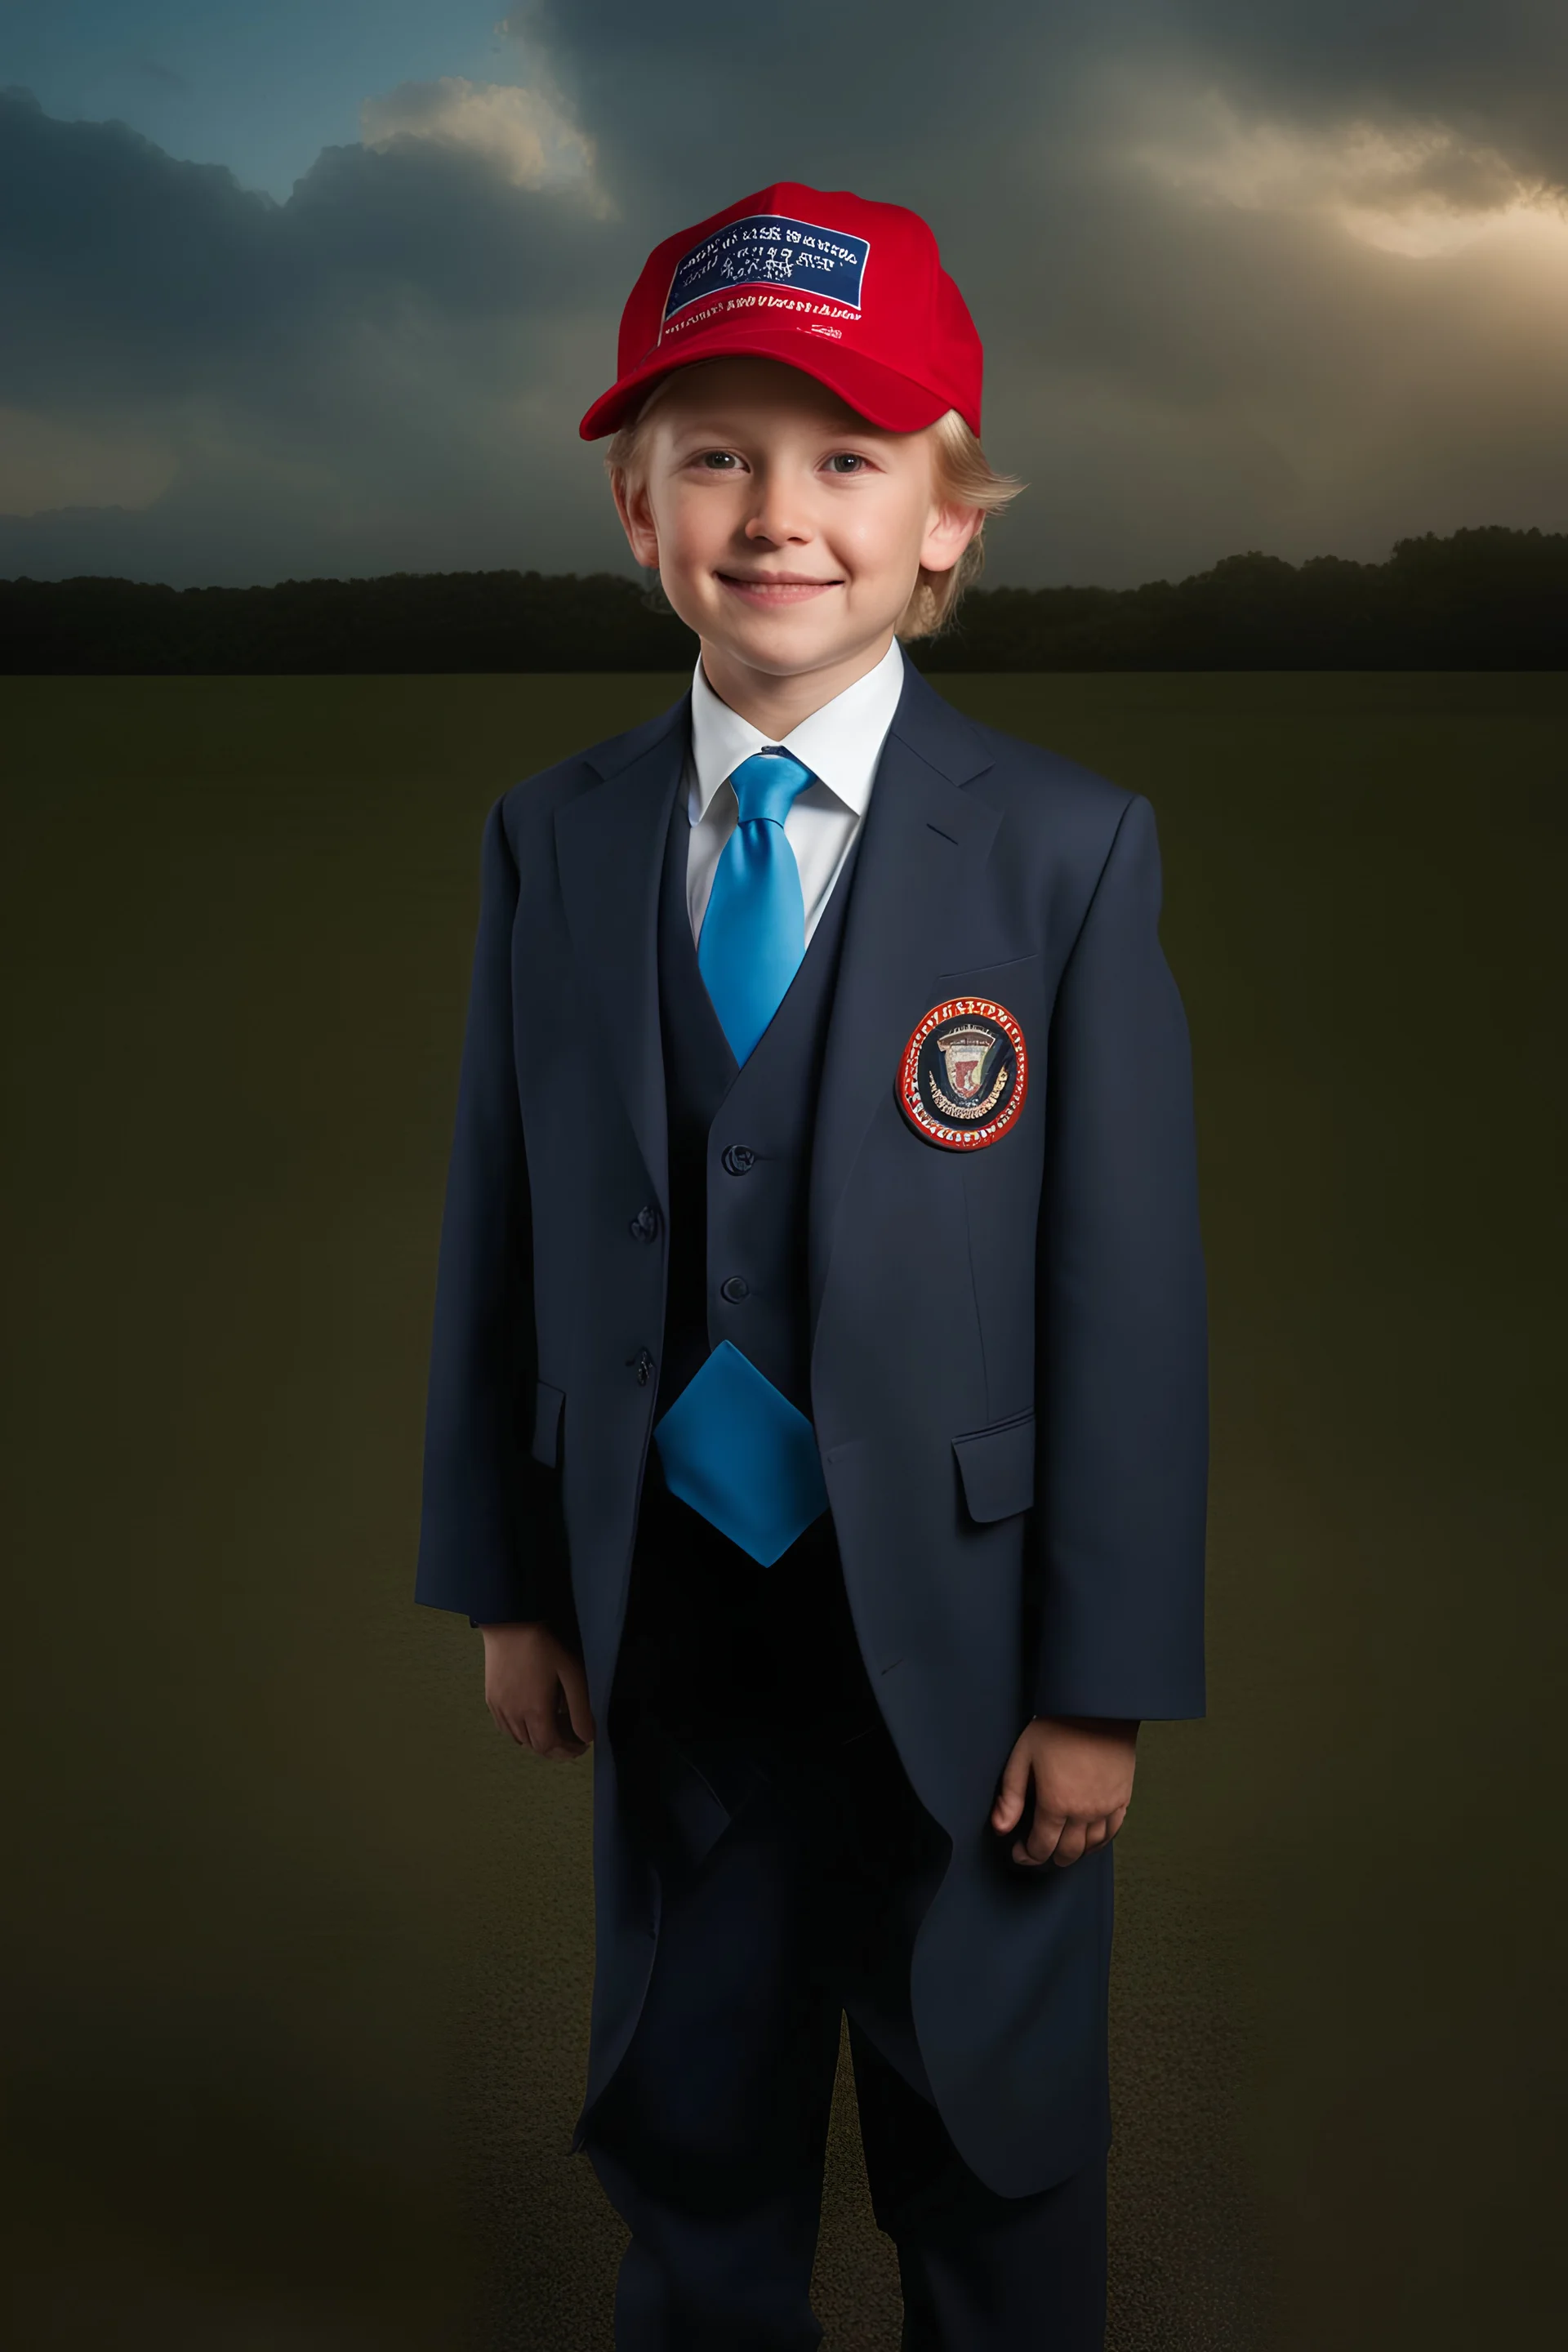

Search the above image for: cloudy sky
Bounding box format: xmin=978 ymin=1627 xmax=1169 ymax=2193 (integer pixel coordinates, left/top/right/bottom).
xmin=2 ymin=0 xmax=1566 ymax=589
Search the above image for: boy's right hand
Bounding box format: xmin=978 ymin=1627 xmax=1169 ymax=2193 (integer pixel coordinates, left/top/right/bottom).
xmin=478 ymin=1622 xmax=596 ymax=1759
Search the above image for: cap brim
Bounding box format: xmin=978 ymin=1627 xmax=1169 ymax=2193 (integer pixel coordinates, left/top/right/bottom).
xmin=579 ymin=324 xmax=960 ymax=439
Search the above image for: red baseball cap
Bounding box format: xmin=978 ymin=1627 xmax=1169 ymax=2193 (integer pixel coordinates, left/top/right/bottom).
xmin=578 ymin=180 xmax=982 ymax=441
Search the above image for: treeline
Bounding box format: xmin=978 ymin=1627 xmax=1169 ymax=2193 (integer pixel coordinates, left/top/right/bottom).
xmin=2 ymin=526 xmax=1565 ymax=671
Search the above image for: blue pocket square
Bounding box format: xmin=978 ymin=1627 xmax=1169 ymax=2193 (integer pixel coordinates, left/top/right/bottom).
xmin=653 ymin=1341 xmax=829 ymax=1566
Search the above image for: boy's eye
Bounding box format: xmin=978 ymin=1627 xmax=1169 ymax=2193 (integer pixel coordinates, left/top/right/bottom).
xmin=826 ymin=452 xmax=869 ymax=474
xmin=697 ymin=450 xmax=741 ymax=470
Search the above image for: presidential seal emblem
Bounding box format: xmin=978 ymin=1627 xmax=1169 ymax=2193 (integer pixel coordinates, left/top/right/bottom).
xmin=897 ymin=997 xmax=1028 ymax=1149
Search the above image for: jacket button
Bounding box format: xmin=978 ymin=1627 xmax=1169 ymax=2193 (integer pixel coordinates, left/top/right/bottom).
xmin=719 ymin=1276 xmax=749 ymax=1303
xmin=626 ymin=1348 xmax=655 ymax=1386
xmin=629 ymin=1205 xmax=659 ymax=1243
xmin=721 ymin=1144 xmax=756 ymax=1176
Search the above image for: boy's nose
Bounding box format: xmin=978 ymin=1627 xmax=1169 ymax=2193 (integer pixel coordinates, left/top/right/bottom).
xmin=743 ymin=491 xmax=812 ymax=546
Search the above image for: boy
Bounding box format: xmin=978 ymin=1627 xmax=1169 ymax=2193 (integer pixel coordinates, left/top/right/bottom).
xmin=416 ymin=182 xmax=1208 ymax=2350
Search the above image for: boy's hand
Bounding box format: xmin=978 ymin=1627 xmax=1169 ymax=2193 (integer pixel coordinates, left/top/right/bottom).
xmin=990 ymin=1714 xmax=1138 ymax=1868
xmin=478 ymin=1621 xmax=596 ymax=1759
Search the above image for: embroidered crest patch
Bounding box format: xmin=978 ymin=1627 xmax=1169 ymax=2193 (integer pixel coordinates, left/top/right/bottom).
xmin=898 ymin=998 xmax=1028 ymax=1150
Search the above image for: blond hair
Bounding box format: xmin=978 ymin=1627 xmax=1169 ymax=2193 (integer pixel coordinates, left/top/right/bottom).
xmin=604 ymin=372 xmax=1024 ymax=641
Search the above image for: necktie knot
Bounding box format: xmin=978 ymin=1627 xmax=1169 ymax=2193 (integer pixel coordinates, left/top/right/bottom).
xmin=730 ymin=749 xmax=813 ymax=828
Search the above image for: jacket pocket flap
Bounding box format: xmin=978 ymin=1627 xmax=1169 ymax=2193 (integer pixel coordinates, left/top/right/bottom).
xmin=531 ymin=1381 xmax=565 ymax=1468
xmin=952 ymin=1411 xmax=1036 ymax=1523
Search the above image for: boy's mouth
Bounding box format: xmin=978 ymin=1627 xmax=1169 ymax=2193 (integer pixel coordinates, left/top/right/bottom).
xmin=716 ymin=572 xmax=843 ymax=605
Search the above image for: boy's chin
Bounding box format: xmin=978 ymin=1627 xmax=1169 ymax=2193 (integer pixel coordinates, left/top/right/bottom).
xmin=696 ymin=612 xmax=891 ymax=679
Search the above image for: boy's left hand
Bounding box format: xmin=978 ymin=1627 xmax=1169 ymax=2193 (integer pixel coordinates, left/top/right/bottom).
xmin=990 ymin=1714 xmax=1139 ymax=1868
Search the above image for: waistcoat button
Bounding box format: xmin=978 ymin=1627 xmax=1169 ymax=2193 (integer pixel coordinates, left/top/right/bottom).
xmin=721 ymin=1144 xmax=756 ymax=1176
xmin=629 ymin=1205 xmax=660 ymax=1243
xmin=719 ymin=1276 xmax=749 ymax=1303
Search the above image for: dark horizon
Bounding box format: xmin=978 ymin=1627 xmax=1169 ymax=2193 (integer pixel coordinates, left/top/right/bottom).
xmin=6 ymin=524 xmax=1566 ymax=673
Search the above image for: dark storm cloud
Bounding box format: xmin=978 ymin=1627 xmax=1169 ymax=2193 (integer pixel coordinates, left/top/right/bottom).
xmin=0 ymin=82 xmax=629 ymax=581
xmin=506 ymin=0 xmax=1568 ymax=198
xmin=0 ymin=87 xmax=283 ymax=406
xmin=494 ymin=0 xmax=1568 ymax=576
xmin=1137 ymin=0 xmax=1568 ymax=187
xmin=2 ymin=0 xmax=1566 ymax=588
xmin=0 ymin=82 xmax=606 ymax=408
xmin=501 ymin=0 xmax=1096 ymax=220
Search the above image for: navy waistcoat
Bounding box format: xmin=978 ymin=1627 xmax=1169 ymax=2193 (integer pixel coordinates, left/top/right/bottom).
xmin=612 ymin=770 xmax=877 ymax=1745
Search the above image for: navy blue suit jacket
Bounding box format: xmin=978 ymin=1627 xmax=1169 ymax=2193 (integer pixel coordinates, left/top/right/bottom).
xmin=415 ymin=657 xmax=1208 ymax=2194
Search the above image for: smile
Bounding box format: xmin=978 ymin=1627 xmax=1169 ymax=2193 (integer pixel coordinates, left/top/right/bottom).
xmin=716 ymin=573 xmax=843 ymax=604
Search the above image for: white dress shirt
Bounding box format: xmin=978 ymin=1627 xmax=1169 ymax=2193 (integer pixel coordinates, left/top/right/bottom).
xmin=684 ymin=636 xmax=906 ymax=947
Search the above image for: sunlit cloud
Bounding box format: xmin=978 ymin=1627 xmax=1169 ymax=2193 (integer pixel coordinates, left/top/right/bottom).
xmin=1114 ymin=82 xmax=1568 ymax=261
xmin=360 ymin=76 xmax=605 ymax=205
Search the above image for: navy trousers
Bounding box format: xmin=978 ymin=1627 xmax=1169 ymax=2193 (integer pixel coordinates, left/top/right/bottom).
xmin=583 ymin=1705 xmax=1107 ymax=2350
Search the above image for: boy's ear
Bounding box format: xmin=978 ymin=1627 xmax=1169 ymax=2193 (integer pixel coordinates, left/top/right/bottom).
xmin=919 ymin=500 xmax=983 ymax=578
xmin=612 ymin=470 xmax=661 ymax=569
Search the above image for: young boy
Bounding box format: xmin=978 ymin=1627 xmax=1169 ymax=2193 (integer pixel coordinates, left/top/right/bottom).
xmin=416 ymin=182 xmax=1208 ymax=2350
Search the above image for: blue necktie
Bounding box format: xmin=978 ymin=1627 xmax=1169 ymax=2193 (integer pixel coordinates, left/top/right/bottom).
xmin=697 ymin=749 xmax=815 ymax=1064
xmin=654 ymin=745 xmax=830 ymax=1565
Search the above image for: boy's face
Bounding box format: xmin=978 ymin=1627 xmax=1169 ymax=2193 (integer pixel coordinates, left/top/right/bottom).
xmin=612 ymin=356 xmax=979 ymax=684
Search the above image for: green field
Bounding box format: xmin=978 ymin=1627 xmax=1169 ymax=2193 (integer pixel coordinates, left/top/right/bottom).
xmin=3 ymin=674 xmax=1563 ymax=2350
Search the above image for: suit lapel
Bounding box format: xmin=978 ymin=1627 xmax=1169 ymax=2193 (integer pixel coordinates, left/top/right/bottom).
xmin=554 ymin=701 xmax=690 ymax=1217
xmin=808 ymin=666 xmax=1000 ymax=1330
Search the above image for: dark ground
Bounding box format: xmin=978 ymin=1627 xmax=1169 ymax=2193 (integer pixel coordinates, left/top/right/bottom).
xmin=2 ymin=672 xmax=1562 ymax=2350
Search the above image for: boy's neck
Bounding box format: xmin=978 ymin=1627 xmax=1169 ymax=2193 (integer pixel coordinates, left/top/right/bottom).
xmin=697 ymin=630 xmax=897 ymax=742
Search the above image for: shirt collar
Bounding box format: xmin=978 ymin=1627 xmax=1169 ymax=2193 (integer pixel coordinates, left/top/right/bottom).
xmin=688 ymin=636 xmax=906 ymax=821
